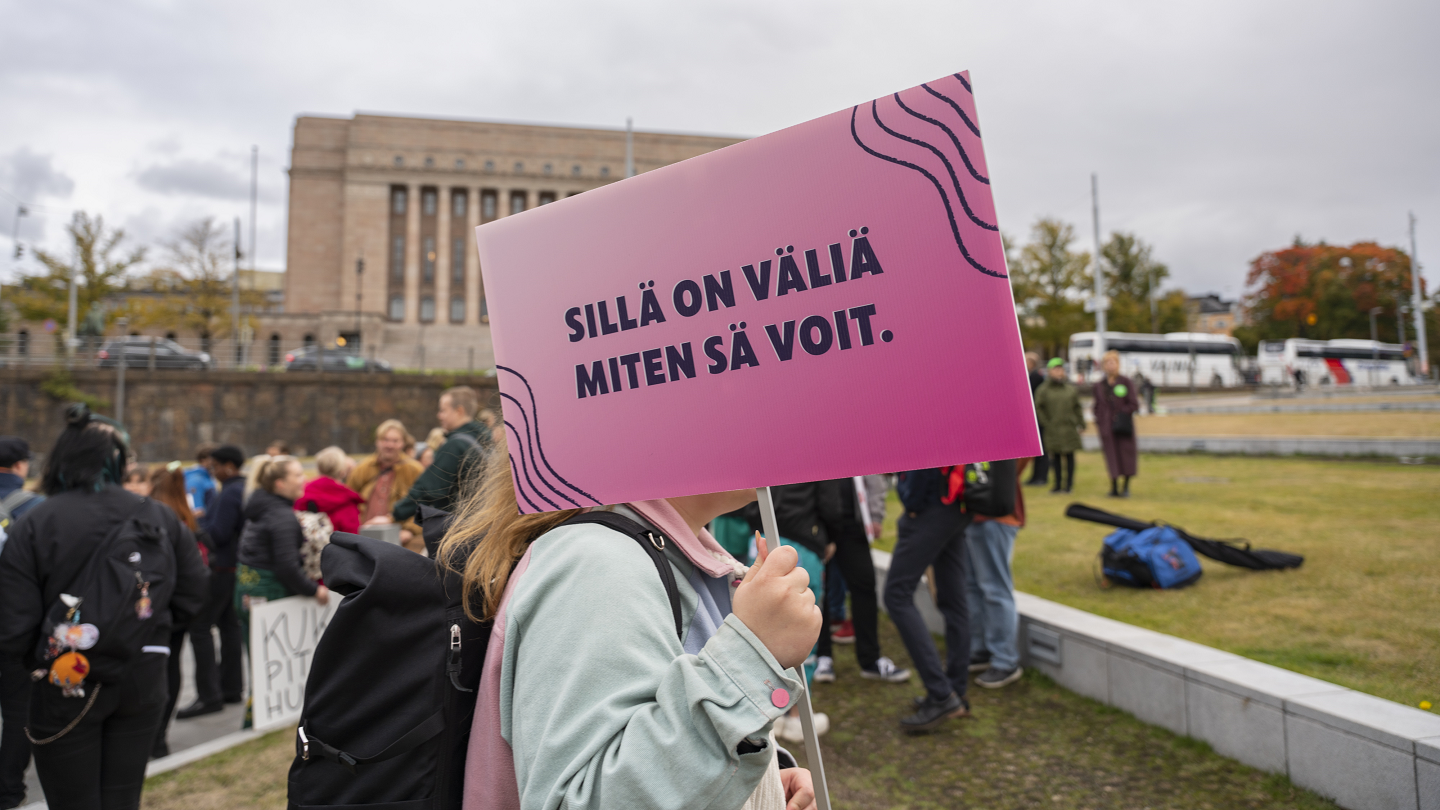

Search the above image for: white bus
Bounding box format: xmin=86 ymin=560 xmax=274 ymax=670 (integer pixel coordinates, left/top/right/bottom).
xmin=1068 ymin=331 xmax=1245 ymax=387
xmin=1257 ymin=339 xmax=1418 ymax=387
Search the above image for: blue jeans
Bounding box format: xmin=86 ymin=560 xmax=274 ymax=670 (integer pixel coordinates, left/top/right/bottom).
xmin=965 ymin=520 xmax=1020 ymax=671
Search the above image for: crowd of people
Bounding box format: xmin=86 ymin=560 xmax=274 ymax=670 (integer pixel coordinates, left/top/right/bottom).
xmin=0 ymin=359 xmax=1145 ymax=809
xmin=0 ymin=386 xmax=494 ymax=809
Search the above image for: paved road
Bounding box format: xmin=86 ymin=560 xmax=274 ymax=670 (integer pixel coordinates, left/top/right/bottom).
xmin=5 ymin=632 xmax=248 ymax=810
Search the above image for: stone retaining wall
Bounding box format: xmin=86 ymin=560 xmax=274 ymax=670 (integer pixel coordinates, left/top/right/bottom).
xmin=0 ymin=368 xmax=500 ymax=461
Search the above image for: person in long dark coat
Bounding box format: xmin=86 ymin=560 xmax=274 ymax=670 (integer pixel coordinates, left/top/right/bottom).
xmin=1092 ymin=350 xmax=1140 ymax=497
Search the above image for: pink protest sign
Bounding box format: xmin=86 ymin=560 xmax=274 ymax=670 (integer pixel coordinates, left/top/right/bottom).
xmin=478 ymin=71 xmax=1039 ymax=513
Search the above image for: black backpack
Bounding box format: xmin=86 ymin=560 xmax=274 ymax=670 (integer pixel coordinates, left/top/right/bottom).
xmin=287 ymin=508 xmax=682 ymax=810
xmin=961 ymin=460 xmax=1018 ymax=517
xmin=33 ymin=499 xmax=177 ymax=689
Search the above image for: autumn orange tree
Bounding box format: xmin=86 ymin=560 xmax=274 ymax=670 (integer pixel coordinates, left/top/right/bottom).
xmin=1235 ymin=239 xmax=1431 ymax=356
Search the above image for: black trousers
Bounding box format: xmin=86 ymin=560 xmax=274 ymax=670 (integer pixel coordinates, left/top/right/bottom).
xmin=0 ymin=656 xmax=31 ymax=808
xmin=883 ymin=501 xmax=973 ymax=701
xmin=154 ymin=629 xmax=187 ymax=752
xmin=190 ymin=568 xmax=243 ymax=704
xmin=815 ymin=529 xmax=881 ymax=671
xmin=30 ymin=653 xmax=167 ymax=810
xmin=1027 ymin=426 xmax=1050 ymax=483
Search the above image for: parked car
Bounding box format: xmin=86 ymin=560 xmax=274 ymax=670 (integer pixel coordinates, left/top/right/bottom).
xmin=283 ymin=345 xmax=392 ymax=373
xmin=96 ymin=337 xmax=212 ymax=370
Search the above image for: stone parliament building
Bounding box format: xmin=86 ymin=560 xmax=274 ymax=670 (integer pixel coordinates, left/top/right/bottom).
xmin=277 ymin=114 xmax=741 ymax=369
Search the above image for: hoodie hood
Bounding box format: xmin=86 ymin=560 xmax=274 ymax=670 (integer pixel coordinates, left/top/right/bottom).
xmin=299 ymin=476 xmax=365 ymax=515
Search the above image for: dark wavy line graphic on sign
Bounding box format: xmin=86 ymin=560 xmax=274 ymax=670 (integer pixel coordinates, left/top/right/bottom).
xmin=850 ymin=103 xmax=1004 ymax=279
xmin=499 ymin=391 xmax=581 ymax=509
xmin=496 ymin=364 xmax=602 ymax=509
xmin=895 ymin=92 xmax=988 ymax=184
xmin=503 ymin=417 xmax=561 ymax=511
xmin=955 ymin=72 xmax=972 ymax=94
xmin=506 ymin=452 xmax=542 ymax=513
xmin=878 ymin=95 xmax=995 ymax=231
xmin=920 ymin=83 xmax=981 ymax=140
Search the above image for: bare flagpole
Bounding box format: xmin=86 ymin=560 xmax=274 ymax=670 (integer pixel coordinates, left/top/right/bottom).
xmin=757 ymin=486 xmax=831 ymax=810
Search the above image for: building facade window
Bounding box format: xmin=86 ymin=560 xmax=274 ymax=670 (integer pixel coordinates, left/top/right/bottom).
xmin=392 ymin=187 xmax=407 ymax=214
xmin=481 ymin=190 xmax=497 ymax=220
xmin=268 ymin=333 xmax=281 ymax=366
xmin=513 ymin=162 xmax=524 ymax=173
xmin=455 ymin=158 xmax=465 ymax=169
xmin=452 ymin=190 xmax=467 ymax=218
xmin=510 ymin=191 xmax=526 ymax=215
xmin=388 ymin=296 xmax=404 ymax=321
xmin=543 ymin=163 xmax=553 ymax=174
xmin=572 ymin=164 xmax=581 ymax=175
xmin=424 ymin=156 xmax=434 ymax=168
xmin=394 ymin=155 xmax=404 ymax=167
xmin=423 ymin=189 xmax=436 ymax=216
xmin=17 ymin=329 xmax=29 ymax=355
xmin=452 ymin=237 xmax=465 ymax=284
xmin=303 ymin=333 xmax=315 ymax=346
xmin=450 ymin=296 xmax=465 ymax=324
xmin=600 ymin=166 xmax=610 ymax=177
xmin=391 ymin=236 xmax=405 ymax=281
xmin=419 ymin=296 xmax=436 ymax=323
xmin=538 ymin=191 xmax=556 ymax=206
xmin=423 ymin=236 xmax=436 ymax=283
xmin=484 ymin=159 xmax=495 ymax=172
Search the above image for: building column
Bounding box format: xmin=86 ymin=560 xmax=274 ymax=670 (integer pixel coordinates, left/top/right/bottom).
xmin=468 ymin=185 xmax=481 ymax=325
xmin=436 ymin=186 xmax=451 ymax=327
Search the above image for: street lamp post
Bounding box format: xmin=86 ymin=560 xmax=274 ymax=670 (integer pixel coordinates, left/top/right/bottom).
xmin=1369 ymin=306 xmax=1382 ymax=386
xmin=115 ymin=316 xmax=128 ymax=427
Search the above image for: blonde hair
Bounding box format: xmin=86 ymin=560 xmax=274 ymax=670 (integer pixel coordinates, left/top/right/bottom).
xmin=441 ymin=386 xmax=479 ymax=418
xmin=375 ymin=419 xmax=415 ymax=452
xmin=315 ymin=446 xmax=351 ymax=479
xmin=425 ymin=427 xmax=447 ymax=450
xmin=437 ymin=433 xmax=581 ymax=621
xmin=245 ymin=454 xmax=299 ymax=500
xmin=1102 ymin=349 xmax=1121 ymax=365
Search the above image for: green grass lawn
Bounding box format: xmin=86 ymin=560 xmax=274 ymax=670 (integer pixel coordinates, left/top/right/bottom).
xmin=799 ymin=621 xmax=1337 ymax=810
xmin=876 ymin=452 xmax=1440 ymax=710
xmin=143 ymin=729 xmax=292 ymax=810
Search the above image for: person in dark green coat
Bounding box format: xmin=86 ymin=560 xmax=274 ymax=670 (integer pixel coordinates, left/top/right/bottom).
xmin=392 ymin=386 xmax=492 ymax=521
xmin=1033 ymin=358 xmax=1085 ymax=493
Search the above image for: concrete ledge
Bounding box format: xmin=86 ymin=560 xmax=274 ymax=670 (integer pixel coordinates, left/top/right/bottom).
xmin=1081 ymin=433 xmax=1440 ymax=458
xmin=870 ymin=550 xmax=1440 ymax=810
xmin=145 ymin=728 xmax=266 ymax=778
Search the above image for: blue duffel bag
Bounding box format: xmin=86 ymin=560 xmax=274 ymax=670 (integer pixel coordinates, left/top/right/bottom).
xmin=1100 ymin=526 xmax=1203 ymax=589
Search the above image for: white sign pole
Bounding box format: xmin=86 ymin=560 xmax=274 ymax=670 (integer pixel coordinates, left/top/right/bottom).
xmin=757 ymin=486 xmax=832 ymax=810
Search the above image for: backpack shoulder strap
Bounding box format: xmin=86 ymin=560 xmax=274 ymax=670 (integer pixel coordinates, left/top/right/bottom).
xmin=560 ymin=511 xmax=684 ymax=640
xmin=0 ymin=488 xmax=36 ymax=522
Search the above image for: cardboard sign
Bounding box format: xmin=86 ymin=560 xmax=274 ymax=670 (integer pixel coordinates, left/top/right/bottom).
xmin=249 ymin=595 xmax=339 ymax=732
xmin=477 ymin=71 xmax=1039 ymax=513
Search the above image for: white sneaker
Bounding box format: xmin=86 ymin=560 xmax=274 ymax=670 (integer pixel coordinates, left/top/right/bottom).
xmin=776 ymin=712 xmax=831 ymax=742
xmin=859 ymin=656 xmax=913 ymax=683
xmin=813 ymin=656 xmax=835 ymax=683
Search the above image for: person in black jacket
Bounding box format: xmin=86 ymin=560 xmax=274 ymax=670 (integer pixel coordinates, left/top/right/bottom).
xmin=884 ymin=467 xmax=973 ymax=732
xmin=0 ymin=405 xmax=208 ymax=810
xmin=812 ymin=478 xmax=910 ymax=685
xmin=178 ymin=444 xmax=246 ymax=720
xmin=235 ymin=456 xmax=329 ymax=649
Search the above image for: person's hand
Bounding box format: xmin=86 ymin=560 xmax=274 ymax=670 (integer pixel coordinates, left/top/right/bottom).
xmin=733 ymin=533 xmax=820 ymax=670
xmin=779 ymin=768 xmax=816 ymax=810
xmin=823 ymin=543 xmax=836 ymax=563
xmin=868 ymin=521 xmax=883 ymax=542
xmin=364 ymin=515 xmax=393 ymax=525
xmin=314 ymin=585 xmax=330 ymax=606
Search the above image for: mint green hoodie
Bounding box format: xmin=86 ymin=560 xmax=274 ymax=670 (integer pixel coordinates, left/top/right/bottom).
xmin=463 ymin=500 xmax=803 ymax=810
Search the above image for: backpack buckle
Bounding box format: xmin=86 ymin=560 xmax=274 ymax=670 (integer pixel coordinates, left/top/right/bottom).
xmin=647 ymin=532 xmax=665 ymax=551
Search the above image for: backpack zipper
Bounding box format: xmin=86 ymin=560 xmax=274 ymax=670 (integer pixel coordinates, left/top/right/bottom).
xmin=447 ymin=623 xmax=473 ymax=693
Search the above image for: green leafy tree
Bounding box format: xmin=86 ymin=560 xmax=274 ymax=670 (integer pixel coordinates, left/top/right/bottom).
xmin=1100 ymin=232 xmax=1187 ymax=333
xmin=124 ymin=218 xmax=264 ymax=350
xmin=1010 ymin=218 xmax=1091 ymax=358
xmin=10 ymin=212 xmax=144 ymax=345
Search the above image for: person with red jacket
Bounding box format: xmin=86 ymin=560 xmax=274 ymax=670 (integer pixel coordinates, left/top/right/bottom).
xmin=299 ymin=446 xmax=365 ymax=534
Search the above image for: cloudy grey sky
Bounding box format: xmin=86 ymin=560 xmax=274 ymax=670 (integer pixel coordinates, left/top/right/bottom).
xmin=3 ymin=0 xmax=1437 ymax=300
